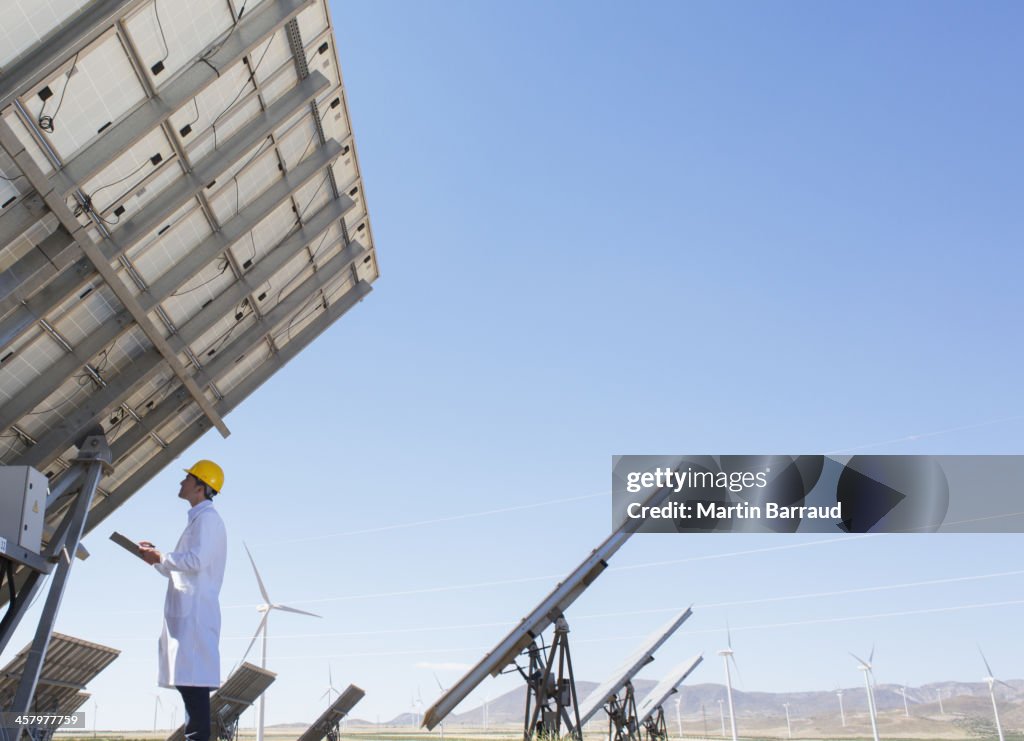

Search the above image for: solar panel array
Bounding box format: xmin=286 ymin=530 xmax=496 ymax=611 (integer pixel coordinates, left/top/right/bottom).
xmin=0 ymin=632 xmax=119 ymax=713
xmin=0 ymin=0 xmax=377 ymax=567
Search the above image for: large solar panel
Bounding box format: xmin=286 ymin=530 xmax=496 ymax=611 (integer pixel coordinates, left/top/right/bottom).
xmin=295 ymin=683 xmax=365 ymax=741
xmin=0 ymin=632 xmax=118 ymax=713
xmin=635 ymin=654 xmax=704 ymax=726
xmin=571 ymin=607 xmax=693 ymax=731
xmin=166 ymin=662 xmax=275 ymax=741
xmin=0 ymin=0 xmax=377 ymax=598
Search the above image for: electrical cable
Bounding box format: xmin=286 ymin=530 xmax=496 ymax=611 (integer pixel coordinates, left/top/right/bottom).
xmin=169 ymin=257 xmax=230 ymax=296
xmin=209 ymin=32 xmax=273 ymax=151
xmin=152 ymin=0 xmax=169 ymax=66
xmin=38 ymin=51 xmax=80 ymax=133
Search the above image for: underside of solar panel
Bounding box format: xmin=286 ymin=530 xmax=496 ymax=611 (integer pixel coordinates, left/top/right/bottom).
xmin=0 ymin=0 xmax=377 ymax=541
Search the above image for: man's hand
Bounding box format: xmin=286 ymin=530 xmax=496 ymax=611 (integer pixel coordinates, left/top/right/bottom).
xmin=138 ymin=541 xmax=162 ymax=566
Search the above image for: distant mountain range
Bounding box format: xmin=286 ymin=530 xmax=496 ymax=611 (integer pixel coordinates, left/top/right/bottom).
xmin=377 ymin=679 xmax=1024 ymax=732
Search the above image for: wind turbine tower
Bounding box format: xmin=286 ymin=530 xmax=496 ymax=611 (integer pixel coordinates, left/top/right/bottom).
xmin=980 ymin=648 xmax=1010 ymax=741
xmin=898 ymin=686 xmax=909 ymax=717
xmin=783 ymin=703 xmax=792 ymax=739
xmin=836 ymin=689 xmax=846 ymax=727
xmin=717 ymin=626 xmax=739 ymax=741
xmin=243 ymin=544 xmax=322 ymax=741
xmin=851 ymin=651 xmax=880 ymax=741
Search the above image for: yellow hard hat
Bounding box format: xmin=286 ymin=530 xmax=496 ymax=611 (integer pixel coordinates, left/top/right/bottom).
xmin=184 ymin=459 xmax=224 ymax=493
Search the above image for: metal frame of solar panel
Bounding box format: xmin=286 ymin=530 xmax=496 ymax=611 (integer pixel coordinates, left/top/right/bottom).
xmin=0 ymin=0 xmax=376 ymax=716
xmin=570 ymin=607 xmax=693 ymax=741
xmin=422 ymin=484 xmax=681 ymax=740
xmin=166 ymin=662 xmax=275 ymax=741
xmin=296 ymin=683 xmax=364 ymax=741
xmin=635 ymin=654 xmax=704 ymax=741
xmin=0 ymin=632 xmax=118 ymax=740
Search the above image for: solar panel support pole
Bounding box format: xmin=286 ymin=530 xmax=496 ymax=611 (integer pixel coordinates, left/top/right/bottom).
xmin=516 ymin=616 xmax=583 ymax=741
xmin=606 ymin=682 xmax=642 ymax=741
xmin=2 ymin=432 xmax=111 ymax=731
xmin=641 ymin=706 xmax=668 ymax=741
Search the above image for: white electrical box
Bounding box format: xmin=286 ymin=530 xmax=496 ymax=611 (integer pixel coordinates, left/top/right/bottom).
xmin=0 ymin=466 xmax=47 ymax=554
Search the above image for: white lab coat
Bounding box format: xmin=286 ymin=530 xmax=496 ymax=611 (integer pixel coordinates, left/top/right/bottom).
xmin=154 ymin=499 xmax=227 ymax=688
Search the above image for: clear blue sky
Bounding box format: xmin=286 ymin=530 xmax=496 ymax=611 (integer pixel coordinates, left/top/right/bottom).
xmin=7 ymin=0 xmax=1024 ymax=730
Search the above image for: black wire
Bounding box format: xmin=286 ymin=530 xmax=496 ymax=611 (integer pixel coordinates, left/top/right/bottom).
xmin=210 ymin=34 xmax=273 ymax=151
xmin=274 ymin=228 xmax=331 ymax=306
xmin=89 ymin=158 xmax=152 ymax=201
xmin=0 ymin=171 xmax=25 ymax=183
xmin=153 ymin=0 xmax=169 ymax=64
xmin=170 ymin=257 xmax=230 ymax=296
xmin=38 ymin=51 xmax=80 ymax=133
xmin=202 ymin=0 xmax=249 ymax=64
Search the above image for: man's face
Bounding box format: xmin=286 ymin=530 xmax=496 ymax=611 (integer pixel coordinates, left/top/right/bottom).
xmin=179 ymin=474 xmax=204 ymax=503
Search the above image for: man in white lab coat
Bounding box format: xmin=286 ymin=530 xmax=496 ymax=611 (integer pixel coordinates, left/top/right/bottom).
xmin=140 ymin=460 xmax=227 ymax=741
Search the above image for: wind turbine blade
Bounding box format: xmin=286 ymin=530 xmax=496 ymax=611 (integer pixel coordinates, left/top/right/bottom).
xmin=433 ymin=672 xmax=445 ymax=691
xmin=329 ymin=663 xmax=333 ymax=687
xmin=978 ymin=646 xmax=996 ymax=678
xmin=997 ymin=679 xmax=1014 ymax=690
xmin=241 ymin=612 xmax=269 ymax=665
xmin=271 ymin=604 xmax=322 ymax=618
xmin=850 ymin=652 xmax=870 ymax=667
xmin=729 ymin=652 xmax=745 ymax=688
xmin=869 ymin=644 xmax=875 ymax=664
xmin=244 ymin=542 xmax=272 ymax=604
xmin=726 ymin=620 xmax=733 ymax=650
xmin=321 ymin=689 xmax=330 ymax=701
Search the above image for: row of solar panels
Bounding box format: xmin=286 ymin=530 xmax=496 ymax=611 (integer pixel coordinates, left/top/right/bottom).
xmin=0 ymin=633 xmax=363 ymax=741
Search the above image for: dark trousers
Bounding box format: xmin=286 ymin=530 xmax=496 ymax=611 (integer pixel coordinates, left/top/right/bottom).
xmin=176 ymin=685 xmax=213 ymax=741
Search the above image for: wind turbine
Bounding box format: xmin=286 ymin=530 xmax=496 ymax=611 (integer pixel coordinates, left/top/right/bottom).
xmin=783 ymin=703 xmax=792 ymax=739
xmin=321 ymin=663 xmax=340 ymax=707
xmin=936 ymin=688 xmax=944 ymax=715
xmin=835 ymin=689 xmax=846 ymax=727
xmin=153 ymin=694 xmax=163 ymax=732
xmin=898 ymin=685 xmax=909 ymax=717
xmin=850 ymin=649 xmax=880 ymax=741
xmin=979 ymin=647 xmax=1011 ymax=741
xmin=718 ymin=699 xmax=725 ymax=737
xmin=243 ymin=543 xmax=322 ymax=741
xmin=717 ymin=624 xmax=740 ymax=741
xmin=433 ymin=673 xmax=449 ymax=741
xmin=675 ymin=696 xmax=683 ymax=737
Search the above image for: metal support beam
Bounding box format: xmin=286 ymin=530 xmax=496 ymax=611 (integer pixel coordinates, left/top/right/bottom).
xmin=0 ymin=250 xmax=92 ymax=353
xmin=99 ymin=70 xmax=329 ymax=254
xmin=0 ymin=132 xmax=342 ymax=355
xmin=7 ymin=146 xmax=345 ymax=468
xmin=0 ymin=228 xmax=76 ymax=316
xmin=55 ymin=0 xmax=315 ymax=194
xmin=146 ymin=139 xmax=345 ymax=300
xmin=0 ymin=306 xmax=133 ymax=431
xmin=172 ymin=207 xmax=359 ymax=342
xmin=187 ymin=239 xmax=363 ymax=385
xmin=0 ymin=192 xmax=46 ymax=246
xmin=0 ymin=0 xmax=149 ymax=109
xmin=0 ymin=116 xmax=231 ymax=452
xmin=7 ymin=433 xmax=111 ymax=720
xmin=83 ymin=280 xmax=370 ymax=533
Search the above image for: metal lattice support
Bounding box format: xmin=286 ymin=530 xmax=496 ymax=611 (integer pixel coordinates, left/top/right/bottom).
xmin=642 ymin=706 xmax=669 ymax=741
xmin=515 ymin=616 xmax=583 ymax=741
